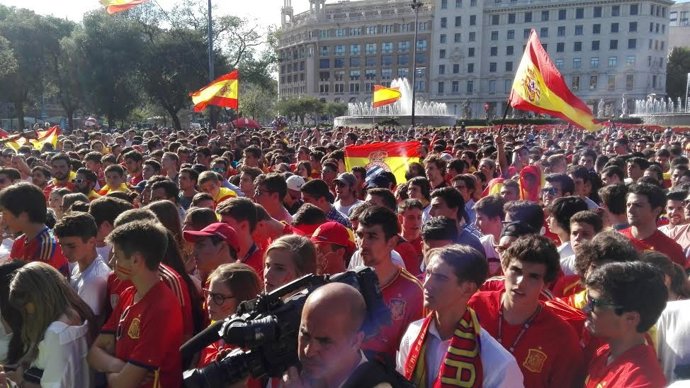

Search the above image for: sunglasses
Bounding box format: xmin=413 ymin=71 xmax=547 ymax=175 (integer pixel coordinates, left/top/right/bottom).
xmin=541 ymin=187 xmax=557 ymax=196
xmin=584 ymin=293 xmax=623 ymax=314
xmin=202 ymin=288 xmax=235 ymax=306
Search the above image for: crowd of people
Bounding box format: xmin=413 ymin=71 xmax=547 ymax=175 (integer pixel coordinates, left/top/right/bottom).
xmin=0 ymin=122 xmax=688 ymax=387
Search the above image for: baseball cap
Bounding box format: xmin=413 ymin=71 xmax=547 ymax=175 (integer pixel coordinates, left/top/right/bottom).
xmin=183 ymin=222 xmax=240 ymax=252
xmin=311 ymin=221 xmax=355 ymax=250
xmin=366 ymin=174 xmax=392 ymax=189
xmin=286 ymin=175 xmax=306 ymax=192
xmin=334 ymin=172 xmax=356 ymax=187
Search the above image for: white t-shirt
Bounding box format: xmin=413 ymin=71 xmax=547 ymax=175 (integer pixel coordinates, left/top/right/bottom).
xmin=347 ymin=249 xmax=405 ymax=270
xmin=657 ymin=299 xmax=690 ymax=384
xmin=334 ymin=199 xmax=364 ymax=217
xmin=396 ymin=317 xmax=524 ymax=388
xmin=70 ymin=256 xmax=111 ymax=316
xmin=96 ymin=244 xmax=112 ymax=265
xmin=33 ymin=320 xmax=91 ymax=388
xmin=479 ymin=234 xmax=502 ymax=276
xmin=560 ymin=254 xmax=577 ymax=276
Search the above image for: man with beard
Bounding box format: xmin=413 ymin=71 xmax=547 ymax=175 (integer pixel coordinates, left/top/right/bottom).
xmin=660 ymin=190 xmax=690 ymax=261
xmin=43 ymin=153 xmax=75 ymax=198
xmin=74 ymin=168 xmax=101 ymax=201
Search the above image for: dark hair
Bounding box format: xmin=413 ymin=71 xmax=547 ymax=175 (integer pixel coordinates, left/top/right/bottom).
xmin=104 ymin=164 xmax=125 ymax=177
xmin=255 ymin=173 xmax=288 ymax=200
xmin=598 ymin=184 xmax=628 ymax=216
xmin=54 ymin=212 xmax=98 ymax=241
xmin=503 ymin=200 xmax=544 ymax=232
xmin=448 ymin=159 xmax=468 ymax=174
xmin=500 ymin=221 xmax=536 ymax=238
xmin=427 ymin=245 xmax=488 ymax=288
xmin=216 ymin=197 xmax=258 ymax=232
xmin=107 ymin=220 xmax=168 ymax=270
xmin=0 ymin=182 xmax=46 ymax=223
xmin=0 ymin=261 xmax=26 ymax=364
xmin=366 ymin=188 xmax=397 ymax=211
xmin=191 ymin=192 xmax=213 ymax=206
xmin=151 ymin=179 xmax=180 ymax=203
xmin=627 ymin=157 xmax=650 ymax=170
xmin=502 ymin=234 xmax=560 ymax=283
xmin=640 ymin=251 xmax=690 ymax=300
xmin=0 ymin=168 xmax=21 ymax=182
xmin=601 ymin=165 xmax=625 ymax=181
xmin=408 ymin=176 xmax=432 ymax=202
xmin=570 ymin=210 xmax=604 ymax=233
xmin=292 ymin=203 xmax=327 ymax=226
xmin=586 ymin=262 xmax=667 ymax=332
xmin=545 ymin=173 xmax=575 ymax=195
xmin=422 ymin=216 xmax=458 ymax=242
xmin=301 ymin=179 xmax=331 ymax=200
xmin=667 ymin=190 xmax=688 ymax=203
xmin=548 ymin=196 xmax=588 ymax=233
xmin=574 ymin=231 xmax=639 ymax=277
xmin=184 ymin=207 xmax=217 ymax=230
xmin=179 ymin=167 xmax=199 ymax=183
xmin=50 ymin=152 xmax=71 ymax=166
xmin=76 ymin=167 xmax=97 ymax=184
xmin=424 ymin=154 xmax=447 ymax=175
xmin=567 ymin=165 xmax=591 ymax=183
xmin=474 ymin=195 xmax=505 ymax=220
xmin=358 ymin=205 xmax=400 ymax=240
xmin=431 ymin=186 xmax=466 ymax=220
xmin=124 ymin=150 xmax=143 ymax=163
xmin=628 ymin=183 xmax=666 ymax=210
xmin=89 ymin=196 xmax=134 ymax=228
xmin=398 ymin=198 xmax=424 ymax=213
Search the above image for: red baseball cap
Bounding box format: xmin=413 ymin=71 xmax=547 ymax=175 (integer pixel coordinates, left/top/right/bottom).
xmin=310 ymin=222 xmax=355 ymax=250
xmin=183 ymin=222 xmax=240 ymax=252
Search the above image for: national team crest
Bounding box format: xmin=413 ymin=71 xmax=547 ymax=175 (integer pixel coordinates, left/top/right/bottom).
xmin=128 ymin=317 xmax=141 ymax=339
xmin=389 ymin=298 xmax=406 ymax=321
xmin=521 ymin=66 xmax=542 ymax=104
xmin=522 ymin=348 xmax=548 ymax=373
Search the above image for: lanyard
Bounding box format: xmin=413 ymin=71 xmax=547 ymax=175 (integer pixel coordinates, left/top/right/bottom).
xmin=497 ymin=303 xmax=542 ymax=354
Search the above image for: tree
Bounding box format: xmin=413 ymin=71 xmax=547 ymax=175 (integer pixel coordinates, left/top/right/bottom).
xmin=0 ymin=36 xmax=17 ymax=78
xmin=276 ymin=96 xmax=325 ymax=125
xmin=667 ymin=47 xmax=690 ymax=101
xmin=239 ymin=83 xmax=275 ymax=121
xmin=51 ymin=33 xmax=84 ymax=131
xmin=324 ymin=101 xmax=348 ymax=119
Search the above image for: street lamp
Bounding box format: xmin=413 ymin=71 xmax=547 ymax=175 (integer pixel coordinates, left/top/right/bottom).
xmin=410 ymin=0 xmax=423 ymax=128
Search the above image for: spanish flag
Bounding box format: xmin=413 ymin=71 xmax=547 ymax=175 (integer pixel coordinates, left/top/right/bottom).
xmin=191 ymin=70 xmax=239 ymax=112
xmin=510 ymin=30 xmax=600 ymax=131
xmin=31 ymin=126 xmax=60 ymax=150
xmin=344 ymin=142 xmax=421 ymax=184
xmin=372 ymin=85 xmax=402 ymax=108
xmin=101 ymin=0 xmax=148 ymax=14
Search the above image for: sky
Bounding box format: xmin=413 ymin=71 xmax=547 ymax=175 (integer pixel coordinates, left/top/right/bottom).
xmin=0 ymin=0 xmax=325 ymax=30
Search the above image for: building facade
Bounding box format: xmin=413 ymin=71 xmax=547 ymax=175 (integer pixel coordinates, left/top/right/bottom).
xmin=669 ymin=2 xmax=690 ymax=50
xmin=277 ymin=0 xmax=434 ymax=104
xmin=430 ymin=0 xmax=673 ymax=118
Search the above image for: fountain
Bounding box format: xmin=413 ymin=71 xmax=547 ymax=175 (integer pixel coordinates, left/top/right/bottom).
xmin=630 ymin=94 xmax=690 ymax=126
xmin=333 ymin=78 xmax=457 ymax=128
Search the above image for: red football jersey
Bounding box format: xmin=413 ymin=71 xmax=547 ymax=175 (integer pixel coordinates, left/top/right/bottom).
xmin=362 ymin=268 xmax=423 ymax=361
xmin=620 ymin=228 xmax=687 ymax=268
xmin=468 ymin=290 xmax=585 ymax=388
xmin=11 ymin=228 xmax=69 ymax=277
xmin=396 ymin=237 xmax=421 ymax=276
xmin=585 ymin=343 xmax=665 ymax=388
xmin=240 ymin=243 xmax=265 ymax=282
xmin=101 ymin=281 xmax=183 ymax=388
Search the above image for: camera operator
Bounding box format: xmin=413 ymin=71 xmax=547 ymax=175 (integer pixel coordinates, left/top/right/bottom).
xmin=282 ymin=282 xmax=407 ymax=388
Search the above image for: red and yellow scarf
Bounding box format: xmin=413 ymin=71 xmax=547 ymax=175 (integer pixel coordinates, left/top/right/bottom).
xmin=404 ymin=309 xmax=483 ymax=388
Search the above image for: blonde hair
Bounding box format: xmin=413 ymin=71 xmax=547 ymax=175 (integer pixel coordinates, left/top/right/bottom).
xmin=9 ymin=262 xmax=96 ymax=366
xmin=266 ymin=235 xmax=317 ymax=277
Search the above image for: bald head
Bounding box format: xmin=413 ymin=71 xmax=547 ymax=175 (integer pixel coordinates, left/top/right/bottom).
xmin=303 ymin=283 xmax=366 ymax=334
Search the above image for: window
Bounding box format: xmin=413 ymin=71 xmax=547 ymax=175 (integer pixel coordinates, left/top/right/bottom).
xmin=626 ymin=55 xmax=635 ymax=65
xmin=466 ymin=80 xmax=473 ymax=94
xmin=366 ymin=43 xmax=377 ymax=55
xmin=417 ymin=39 xmax=428 ymax=51
xmin=470 ymin=0 xmax=476 ymax=6
xmin=381 ymin=55 xmax=393 ymax=66
xmin=608 ymin=56 xmax=617 ymax=67
xmin=507 ymin=30 xmax=515 ymax=40
xmin=491 ymin=31 xmax=499 ymax=41
xmin=453 ymin=64 xmax=460 ymax=73
xmin=572 ymin=75 xmax=580 ymax=91
xmin=589 ymin=75 xmax=597 ymax=90
xmin=456 ymin=0 xmax=462 ymax=7
xmin=612 ymin=5 xmax=620 ymax=17
xmin=334 ymin=83 xmax=344 ymax=93
xmin=382 ymin=42 xmax=393 ymax=54
xmin=335 ymin=45 xmax=345 ymax=55
xmin=468 ymin=47 xmax=475 ymax=57
xmin=611 ymin=23 xmax=619 ymax=33
xmin=629 ymin=22 xmax=637 ymax=32
xmin=573 ymin=57 xmax=581 ymax=68
xmin=468 ymin=63 xmax=474 ymax=73
xmin=350 ymin=44 xmax=360 ymax=55
xmin=593 ymin=24 xmax=601 ymax=34
xmin=319 ymin=71 xmax=330 ymax=81
xmin=541 ymin=10 xmax=549 ymax=21
xmin=438 ymin=81 xmax=445 ymax=94
xmin=469 ymin=32 xmax=476 ymax=42
xmin=351 ymin=27 xmax=362 ymax=36
xmin=441 ymin=0 xmax=447 ymax=8
xmin=575 ymin=25 xmax=583 ymax=35
xmin=576 ymin=8 xmax=584 ymax=19
xmin=367 ymin=26 xmax=377 ymax=35
xmin=489 ymin=80 xmax=496 ymax=93
xmin=470 ymin=15 xmax=476 ymax=25
xmin=381 ymin=69 xmax=392 ymax=80
xmin=319 ymin=59 xmax=330 ymax=69
xmin=349 ymin=83 xmax=360 ymax=93
xmin=490 ymin=46 xmax=498 ymax=56
xmin=439 ymin=49 xmax=446 ymax=59
xmin=491 ymin=15 xmax=499 ymax=25
xmin=336 ymin=28 xmax=346 ymax=37
xmin=574 ymin=42 xmax=582 ymax=51
xmin=610 ymin=40 xmax=618 ymax=50
xmin=524 ymin=29 xmax=531 ymax=39
xmin=558 ymin=26 xmax=566 ymax=37
xmin=628 ymin=39 xmax=636 ymax=49
xmin=557 ymin=42 xmax=565 ymax=52
xmin=365 ymin=70 xmax=376 ymax=80
xmin=490 ymin=62 xmax=497 ymax=72
xmin=555 ymin=58 xmax=564 ymax=68
xmin=365 ymin=56 xmax=376 ymax=67
xmin=626 ymin=74 xmax=634 ymax=90
xmin=508 ymin=13 xmax=516 ymax=24
xmin=455 ymin=16 xmax=462 ymax=27
xmin=398 ymin=54 xmax=409 ymax=65
xmin=440 ymin=34 xmax=447 ymax=44
xmin=506 ymin=46 xmax=514 ymax=55
xmin=334 ymin=71 xmax=344 ymax=81
xmin=594 ymin=6 xmax=602 ymax=18
xmin=558 ymin=9 xmax=566 ymax=20
xmin=335 ymin=58 xmax=345 ymax=68
xmin=439 ymin=64 xmax=445 ymax=74
xmin=608 ymin=75 xmax=616 ymax=91
xmin=349 ymin=70 xmax=360 ymax=80
xmin=540 ymin=27 xmax=548 ymax=38
xmin=350 ymin=57 xmax=360 ymax=67
xmin=505 ymin=61 xmax=513 ymax=71
xmin=591 ymin=57 xmax=599 ymax=68
xmin=319 ymin=84 xmax=329 ymax=94
xmin=440 ymin=17 xmax=447 ymax=28
xmin=592 ymin=40 xmax=600 ymax=50
xmin=452 ymin=81 xmax=459 ymax=94
xmin=398 ymin=41 xmax=409 ymax=53
xmin=524 ymin=12 xmax=532 ymax=23
xmin=630 ymin=4 xmax=638 ymax=16
xmin=454 ymin=33 xmax=461 ymax=43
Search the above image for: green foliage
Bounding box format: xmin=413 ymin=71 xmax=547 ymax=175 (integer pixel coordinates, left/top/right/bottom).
xmin=667 ymin=47 xmax=690 ymax=101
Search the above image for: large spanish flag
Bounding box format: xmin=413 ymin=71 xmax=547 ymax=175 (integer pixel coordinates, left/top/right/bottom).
xmin=191 ymin=70 xmax=239 ymax=112
xmin=510 ymin=30 xmax=600 ymax=131
xmin=100 ymin=0 xmax=149 ymax=14
xmin=372 ymin=85 xmax=402 ymax=108
xmin=3 ymin=126 xmax=61 ymax=151
xmin=344 ymin=141 xmax=421 ymax=184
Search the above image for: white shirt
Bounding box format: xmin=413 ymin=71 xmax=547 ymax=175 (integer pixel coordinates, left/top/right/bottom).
xmin=347 ymin=249 xmax=405 ymax=270
xmin=557 ymin=242 xmax=574 ymax=260
xmin=479 ymin=234 xmax=501 ymax=275
xmin=70 ymin=255 xmax=110 ymax=316
xmin=560 ymin=254 xmax=577 ymax=276
xmin=33 ymin=320 xmax=92 ymax=388
xmin=334 ymin=199 xmax=364 ymax=217
xmin=657 ymin=299 xmax=690 ymax=384
xmin=96 ymin=244 xmax=112 ymax=265
xmin=396 ymin=317 xmax=524 ymax=388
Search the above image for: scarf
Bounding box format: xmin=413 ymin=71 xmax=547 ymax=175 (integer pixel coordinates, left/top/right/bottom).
xmin=404 ymin=309 xmax=483 ymax=388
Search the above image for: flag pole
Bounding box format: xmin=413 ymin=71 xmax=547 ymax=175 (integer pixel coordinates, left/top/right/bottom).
xmin=497 ymin=98 xmax=511 ymax=135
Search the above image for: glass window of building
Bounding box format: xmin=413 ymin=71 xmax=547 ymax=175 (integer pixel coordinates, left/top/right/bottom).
xmin=469 ymin=32 xmax=476 ymax=41
xmin=524 ymin=12 xmax=532 ymax=23
xmin=574 ymin=41 xmax=582 ymax=51
xmin=350 ymin=57 xmax=360 ymax=67
xmin=626 ymin=74 xmax=634 ymax=90
xmin=365 ymin=69 xmax=376 ymax=80
xmin=466 ymin=80 xmax=473 ymax=93
xmin=629 ymin=22 xmax=637 ymax=32
xmin=610 ymin=40 xmax=618 ymax=50
xmin=399 ymin=41 xmax=410 ymax=53
xmin=555 ymin=58 xmax=564 ymax=68
xmin=320 ymin=46 xmax=329 ymax=56
xmin=439 ymin=64 xmax=445 ymax=74
xmin=440 ymin=17 xmax=447 ymax=28
xmin=367 ymin=26 xmax=377 ymax=35
xmin=382 ymin=55 xmax=393 ymax=66
xmin=593 ymin=24 xmax=601 ymax=34
xmin=507 ymin=30 xmax=515 ymax=40
xmin=452 ymin=81 xmax=459 ymax=94
xmin=468 ymin=63 xmax=474 ymax=73
xmin=350 ymin=44 xmax=360 ymax=55
xmin=589 ymin=75 xmax=597 ymax=90
xmin=590 ymin=57 xmax=599 ymax=68
xmin=558 ymin=9 xmax=566 ymax=20
xmin=505 ymin=61 xmax=513 ymax=71
xmin=611 ymin=23 xmax=619 ymax=33
xmin=573 ymin=57 xmax=582 ymax=68
xmin=440 ymin=34 xmax=447 ymax=44
xmin=365 ymin=56 xmax=376 ymax=67
xmin=382 ymin=68 xmax=392 ymax=80
xmin=439 ymin=49 xmax=446 ymax=59
xmin=491 ymin=15 xmax=499 ymax=25
xmin=612 ymin=5 xmax=620 ymax=17
xmin=319 ymin=59 xmax=330 ymax=69
xmin=441 ymin=0 xmax=447 ymax=8
xmin=490 ymin=62 xmax=497 ymax=72
xmin=508 ymin=13 xmax=516 ymax=24
xmin=490 ymin=46 xmax=498 ymax=56
xmin=366 ymin=43 xmax=377 ymax=55
xmin=453 ymin=64 xmax=460 ymax=73
xmin=335 ymin=58 xmax=345 ymax=68
xmin=506 ymin=46 xmax=514 ymax=55
xmin=417 ymin=39 xmax=428 ymax=51
xmin=470 ymin=15 xmax=476 ymax=25
xmin=382 ymin=42 xmax=393 ymax=54
xmin=558 ymin=26 xmax=565 ymax=37
xmin=456 ymin=0 xmax=462 ymax=7
xmin=468 ymin=47 xmax=475 ymax=57
xmin=542 ymin=10 xmax=549 ymax=21
xmin=438 ymin=81 xmax=445 ymax=94
xmin=628 ymin=39 xmax=636 ymax=49
xmin=572 ymin=75 xmax=580 ymax=91
xmin=455 ymin=16 xmax=462 ymax=27
xmin=398 ymin=68 xmax=409 ymax=78
xmin=608 ymin=56 xmax=617 ymax=67
xmin=575 ymin=25 xmax=583 ymax=35
xmin=491 ymin=31 xmax=499 ymax=41
xmin=626 ymin=55 xmax=635 ymax=65
xmin=576 ymin=8 xmax=584 ymax=19
xmin=335 ymin=45 xmax=345 ymax=55
xmin=594 ymin=6 xmax=602 ymax=18
xmin=557 ymin=42 xmax=565 ymax=52
xmin=489 ymin=80 xmax=496 ymax=93
xmin=540 ymin=27 xmax=548 ymax=38
xmin=630 ymin=4 xmax=638 ymax=16
xmin=592 ymin=40 xmax=599 ymax=50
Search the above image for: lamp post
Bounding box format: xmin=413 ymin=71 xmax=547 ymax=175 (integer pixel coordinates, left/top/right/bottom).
xmin=207 ymin=0 xmax=216 ymax=129
xmin=410 ymin=0 xmax=423 ymax=128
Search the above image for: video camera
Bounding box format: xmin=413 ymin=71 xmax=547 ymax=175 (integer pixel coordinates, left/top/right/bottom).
xmin=181 ymin=267 xmax=390 ymax=388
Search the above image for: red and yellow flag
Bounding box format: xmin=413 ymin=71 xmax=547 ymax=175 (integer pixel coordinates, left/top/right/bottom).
xmin=3 ymin=126 xmax=61 ymax=151
xmin=100 ymin=0 xmax=149 ymax=14
xmin=344 ymin=141 xmax=421 ymax=184
xmin=372 ymin=85 xmax=402 ymax=108
xmin=191 ymin=70 xmax=239 ymax=112
xmin=510 ymin=30 xmax=600 ymax=131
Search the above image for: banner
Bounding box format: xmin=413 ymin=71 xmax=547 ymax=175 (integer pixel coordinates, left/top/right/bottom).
xmin=344 ymin=141 xmax=421 ymax=184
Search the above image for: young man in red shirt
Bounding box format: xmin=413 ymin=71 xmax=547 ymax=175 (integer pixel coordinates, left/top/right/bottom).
xmin=397 ymin=199 xmax=424 ymax=270
xmin=88 ymin=220 xmax=183 ymax=388
xmin=583 ymin=261 xmax=667 ymax=387
xmin=621 ymin=183 xmax=686 ymax=268
xmin=0 ymin=182 xmax=69 ymax=276
xmin=216 ymin=198 xmax=265 ymax=277
xmin=356 ymin=205 xmax=423 ymax=363
xmin=469 ymin=234 xmax=585 ymax=388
